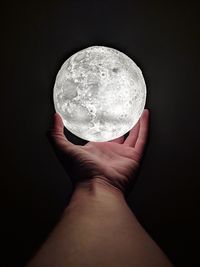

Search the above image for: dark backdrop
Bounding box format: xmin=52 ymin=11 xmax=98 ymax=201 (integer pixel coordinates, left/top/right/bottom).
xmin=1 ymin=0 xmax=199 ymax=266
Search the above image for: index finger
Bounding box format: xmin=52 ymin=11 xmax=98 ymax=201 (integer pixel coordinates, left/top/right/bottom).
xmin=134 ymin=109 xmax=150 ymax=156
xmin=49 ymin=112 xmax=74 ymax=149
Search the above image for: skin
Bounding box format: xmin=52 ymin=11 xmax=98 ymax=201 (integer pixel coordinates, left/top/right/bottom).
xmin=26 ymin=109 xmax=173 ymax=267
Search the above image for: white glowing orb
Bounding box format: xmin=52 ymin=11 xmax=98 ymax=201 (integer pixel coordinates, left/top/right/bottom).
xmin=53 ymin=46 xmax=146 ymax=142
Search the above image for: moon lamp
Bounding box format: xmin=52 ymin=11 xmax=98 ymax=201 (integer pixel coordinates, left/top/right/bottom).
xmin=53 ymin=46 xmax=147 ymax=142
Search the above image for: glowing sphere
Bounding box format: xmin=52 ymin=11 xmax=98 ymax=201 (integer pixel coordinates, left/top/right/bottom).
xmin=53 ymin=46 xmax=146 ymax=142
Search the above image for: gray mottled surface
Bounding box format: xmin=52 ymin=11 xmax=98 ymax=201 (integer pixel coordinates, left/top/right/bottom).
xmin=54 ymin=46 xmax=146 ymax=141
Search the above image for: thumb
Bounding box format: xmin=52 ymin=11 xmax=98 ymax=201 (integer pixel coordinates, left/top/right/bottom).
xmin=47 ymin=113 xmax=74 ymax=151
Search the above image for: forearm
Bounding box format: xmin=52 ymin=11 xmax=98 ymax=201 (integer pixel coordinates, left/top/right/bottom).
xmin=27 ymin=179 xmax=173 ymax=267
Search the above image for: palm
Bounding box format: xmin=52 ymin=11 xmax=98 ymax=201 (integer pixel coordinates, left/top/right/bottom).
xmin=49 ymin=110 xmax=149 ymax=194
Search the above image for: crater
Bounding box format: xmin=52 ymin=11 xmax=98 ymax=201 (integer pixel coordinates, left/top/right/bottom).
xmin=112 ymin=67 xmax=119 ymax=73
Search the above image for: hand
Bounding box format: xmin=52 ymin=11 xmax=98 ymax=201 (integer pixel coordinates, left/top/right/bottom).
xmin=48 ymin=109 xmax=149 ymax=195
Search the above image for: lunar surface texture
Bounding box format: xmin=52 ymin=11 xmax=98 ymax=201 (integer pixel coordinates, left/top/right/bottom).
xmin=53 ymin=46 xmax=146 ymax=142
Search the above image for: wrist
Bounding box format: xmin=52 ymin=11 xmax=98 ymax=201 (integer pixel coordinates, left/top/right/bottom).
xmin=67 ymin=177 xmax=125 ymax=211
xmin=77 ymin=177 xmax=124 ymax=196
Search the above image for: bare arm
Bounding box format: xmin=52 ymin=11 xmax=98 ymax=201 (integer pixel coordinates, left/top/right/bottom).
xmin=26 ymin=109 xmax=173 ymax=267
xmin=27 ymin=179 xmax=172 ymax=267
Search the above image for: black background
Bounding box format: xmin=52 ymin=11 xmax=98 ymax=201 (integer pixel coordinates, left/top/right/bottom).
xmin=1 ymin=0 xmax=199 ymax=266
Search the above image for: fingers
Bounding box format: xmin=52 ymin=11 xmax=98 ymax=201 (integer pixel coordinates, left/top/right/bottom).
xmin=134 ymin=109 xmax=149 ymax=155
xmin=109 ymin=135 xmax=125 ymax=144
xmin=53 ymin=112 xmax=64 ymax=135
xmin=124 ymin=119 xmax=140 ymax=146
xmin=49 ymin=113 xmax=74 ymax=150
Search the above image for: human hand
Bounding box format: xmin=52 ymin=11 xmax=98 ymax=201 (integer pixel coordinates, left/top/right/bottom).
xmin=48 ymin=109 xmax=149 ymax=195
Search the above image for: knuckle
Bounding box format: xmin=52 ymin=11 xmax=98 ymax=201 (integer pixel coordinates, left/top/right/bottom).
xmin=50 ymin=130 xmax=63 ymax=139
